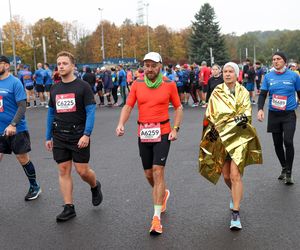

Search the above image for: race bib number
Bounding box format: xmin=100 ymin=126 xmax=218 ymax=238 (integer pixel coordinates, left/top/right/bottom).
xmin=56 ymin=93 xmax=76 ymax=113
xmin=139 ymin=123 xmax=161 ymax=143
xmin=0 ymin=96 xmax=3 ymax=112
xmin=272 ymin=94 xmax=287 ymax=110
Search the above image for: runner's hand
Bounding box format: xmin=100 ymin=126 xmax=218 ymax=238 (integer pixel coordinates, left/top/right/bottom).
xmin=168 ymin=130 xmax=177 ymax=141
xmin=116 ymin=125 xmax=125 ymax=136
xmin=4 ymin=125 xmax=16 ymax=136
xmin=207 ymin=126 xmax=219 ymax=142
xmin=78 ymin=135 xmax=90 ymax=148
xmin=234 ymin=114 xmax=248 ymax=127
xmin=45 ymin=140 xmax=53 ymax=151
xmin=257 ymin=110 xmax=264 ymax=122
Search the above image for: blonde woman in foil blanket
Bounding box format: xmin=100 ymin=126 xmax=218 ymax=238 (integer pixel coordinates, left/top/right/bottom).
xmin=199 ymin=62 xmax=263 ymax=230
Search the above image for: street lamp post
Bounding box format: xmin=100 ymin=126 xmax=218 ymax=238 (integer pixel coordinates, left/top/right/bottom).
xmin=0 ymin=28 xmax=4 ymax=54
xmin=209 ymin=47 xmax=214 ymax=66
xmin=118 ymin=37 xmax=124 ymax=59
xmin=120 ymin=37 xmax=124 ymax=59
xmin=144 ymin=3 xmax=150 ymax=52
xmin=98 ymin=8 xmax=105 ymax=60
xmin=42 ymin=36 xmax=47 ymax=64
xmin=253 ymin=44 xmax=256 ymax=64
xmin=8 ymin=0 xmax=17 ymax=75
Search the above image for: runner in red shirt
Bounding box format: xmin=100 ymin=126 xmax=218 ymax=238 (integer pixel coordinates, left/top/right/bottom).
xmin=116 ymin=52 xmax=183 ymax=235
xmin=199 ymin=61 xmax=211 ymax=107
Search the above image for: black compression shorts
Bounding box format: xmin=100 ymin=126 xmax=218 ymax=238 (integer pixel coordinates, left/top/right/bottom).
xmin=138 ymin=134 xmax=171 ymax=170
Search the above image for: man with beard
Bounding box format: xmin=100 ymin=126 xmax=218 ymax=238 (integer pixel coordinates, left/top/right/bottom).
xmin=116 ymin=52 xmax=183 ymax=235
xmin=0 ymin=55 xmax=41 ymax=201
xmin=45 ymin=51 xmax=103 ymax=222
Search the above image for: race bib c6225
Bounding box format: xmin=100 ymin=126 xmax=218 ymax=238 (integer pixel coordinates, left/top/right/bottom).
xmin=272 ymin=94 xmax=287 ymax=110
xmin=139 ymin=123 xmax=161 ymax=143
xmin=56 ymin=93 xmax=76 ymax=113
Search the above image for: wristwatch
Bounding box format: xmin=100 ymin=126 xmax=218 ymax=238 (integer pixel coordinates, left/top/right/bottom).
xmin=173 ymin=126 xmax=180 ymax=132
xmin=10 ymin=122 xmax=17 ymax=127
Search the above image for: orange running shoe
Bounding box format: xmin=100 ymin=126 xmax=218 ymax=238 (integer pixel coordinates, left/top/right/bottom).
xmin=149 ymin=216 xmax=163 ymax=235
xmin=161 ymin=189 xmax=170 ymax=213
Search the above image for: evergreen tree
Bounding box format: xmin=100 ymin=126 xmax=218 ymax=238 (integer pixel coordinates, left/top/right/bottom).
xmin=189 ymin=3 xmax=228 ymax=65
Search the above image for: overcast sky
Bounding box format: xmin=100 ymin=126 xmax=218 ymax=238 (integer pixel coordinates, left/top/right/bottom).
xmin=1 ymin=0 xmax=299 ymax=35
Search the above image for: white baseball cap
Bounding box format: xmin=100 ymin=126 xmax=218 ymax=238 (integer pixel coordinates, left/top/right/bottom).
xmin=101 ymin=66 xmax=106 ymax=71
xmin=175 ymin=64 xmax=181 ymax=69
xmin=143 ymin=52 xmax=162 ymax=63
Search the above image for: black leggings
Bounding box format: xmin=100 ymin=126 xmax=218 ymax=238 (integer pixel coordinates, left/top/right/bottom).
xmin=112 ymin=85 xmax=118 ymax=104
xmin=272 ymin=128 xmax=295 ymax=174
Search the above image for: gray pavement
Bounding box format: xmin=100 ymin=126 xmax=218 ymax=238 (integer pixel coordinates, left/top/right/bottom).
xmin=0 ymin=104 xmax=300 ymax=250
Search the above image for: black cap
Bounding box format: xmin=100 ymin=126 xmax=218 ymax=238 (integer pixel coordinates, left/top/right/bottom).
xmin=0 ymin=55 xmax=10 ymax=64
xmin=273 ymin=52 xmax=287 ymax=63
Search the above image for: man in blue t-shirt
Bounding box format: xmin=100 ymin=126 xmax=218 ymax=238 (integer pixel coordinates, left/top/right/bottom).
xmin=44 ymin=63 xmax=53 ymax=108
xmin=0 ymin=55 xmax=41 ymax=200
xmin=18 ymin=65 xmax=37 ymax=108
xmin=257 ymin=51 xmax=300 ymax=185
xmin=117 ymin=64 xmax=127 ymax=107
xmin=33 ymin=62 xmax=46 ymax=106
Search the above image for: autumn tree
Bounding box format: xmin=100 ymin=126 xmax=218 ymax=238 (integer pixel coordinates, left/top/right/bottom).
xmin=32 ymin=17 xmax=74 ymax=64
xmin=189 ymin=3 xmax=228 ymax=65
xmin=2 ymin=16 xmax=33 ymax=65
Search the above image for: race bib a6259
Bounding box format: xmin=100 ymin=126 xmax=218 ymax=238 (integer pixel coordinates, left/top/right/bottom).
xmin=56 ymin=93 xmax=76 ymax=113
xmin=139 ymin=123 xmax=161 ymax=143
xmin=0 ymin=96 xmax=3 ymax=112
xmin=272 ymin=94 xmax=287 ymax=110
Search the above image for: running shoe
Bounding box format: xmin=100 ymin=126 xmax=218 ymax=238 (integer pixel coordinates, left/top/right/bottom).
xmin=56 ymin=204 xmax=76 ymax=222
xmin=161 ymin=189 xmax=170 ymax=213
xmin=24 ymin=185 xmax=41 ymax=201
xmin=278 ymin=169 xmax=286 ymax=180
xmin=91 ymin=180 xmax=103 ymax=206
xmin=149 ymin=216 xmax=163 ymax=235
xmin=285 ymin=175 xmax=294 ymax=185
xmin=229 ymin=199 xmax=234 ymax=210
xmin=230 ymin=212 xmax=242 ymax=230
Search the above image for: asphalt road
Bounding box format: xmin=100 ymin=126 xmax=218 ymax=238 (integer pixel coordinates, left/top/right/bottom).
xmin=0 ymin=103 xmax=299 ymax=250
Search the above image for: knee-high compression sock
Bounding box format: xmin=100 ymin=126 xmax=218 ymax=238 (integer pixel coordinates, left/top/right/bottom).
xmin=22 ymin=161 xmax=38 ymax=187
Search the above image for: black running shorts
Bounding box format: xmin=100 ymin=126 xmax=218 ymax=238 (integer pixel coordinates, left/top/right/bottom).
xmin=25 ymin=85 xmax=34 ymax=91
xmin=44 ymin=84 xmax=52 ymax=92
xmin=267 ymin=110 xmax=296 ymax=133
xmin=0 ymin=131 xmax=31 ymax=154
xmin=138 ymin=134 xmax=171 ymax=170
xmin=35 ymin=84 xmax=45 ymax=93
xmin=53 ymin=133 xmax=90 ymax=164
xmin=177 ymin=86 xmax=184 ymax=94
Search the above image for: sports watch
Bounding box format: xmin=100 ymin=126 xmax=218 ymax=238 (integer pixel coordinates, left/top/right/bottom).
xmin=173 ymin=126 xmax=180 ymax=132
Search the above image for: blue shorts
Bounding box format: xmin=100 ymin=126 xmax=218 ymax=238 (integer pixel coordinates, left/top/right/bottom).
xmin=246 ymin=82 xmax=254 ymax=91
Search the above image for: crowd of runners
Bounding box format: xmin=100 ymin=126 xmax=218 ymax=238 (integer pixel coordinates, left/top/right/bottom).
xmin=0 ymin=50 xmax=300 ymax=234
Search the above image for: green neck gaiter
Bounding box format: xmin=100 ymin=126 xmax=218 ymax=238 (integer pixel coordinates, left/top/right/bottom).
xmin=144 ymin=73 xmax=163 ymax=88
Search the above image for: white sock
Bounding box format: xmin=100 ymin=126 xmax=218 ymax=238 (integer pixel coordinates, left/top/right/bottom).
xmin=154 ymin=205 xmax=162 ymax=219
